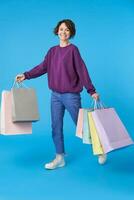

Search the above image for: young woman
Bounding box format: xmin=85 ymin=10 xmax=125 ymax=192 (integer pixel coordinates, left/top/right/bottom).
xmin=16 ymin=19 xmax=106 ymax=170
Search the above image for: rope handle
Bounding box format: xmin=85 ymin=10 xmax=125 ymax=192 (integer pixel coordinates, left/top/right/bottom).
xmin=11 ymin=80 xmax=29 ymax=89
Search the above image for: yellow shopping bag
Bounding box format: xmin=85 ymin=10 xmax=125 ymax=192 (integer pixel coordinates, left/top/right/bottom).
xmin=88 ymin=112 xmax=104 ymax=155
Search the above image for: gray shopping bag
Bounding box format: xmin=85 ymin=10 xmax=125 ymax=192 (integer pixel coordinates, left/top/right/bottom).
xmin=11 ymin=83 xmax=39 ymax=122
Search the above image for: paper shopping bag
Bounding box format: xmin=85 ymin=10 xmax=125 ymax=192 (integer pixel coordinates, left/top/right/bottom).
xmin=0 ymin=91 xmax=32 ymax=135
xmin=11 ymin=87 xmax=39 ymax=122
xmin=76 ymin=109 xmax=83 ymax=138
xmin=91 ymin=108 xmax=134 ymax=153
xmin=82 ymin=109 xmax=92 ymax=144
xmin=88 ymin=112 xmax=104 ymax=155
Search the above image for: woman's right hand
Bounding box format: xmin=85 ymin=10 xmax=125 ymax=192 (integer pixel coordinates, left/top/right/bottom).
xmin=15 ymin=74 xmax=25 ymax=82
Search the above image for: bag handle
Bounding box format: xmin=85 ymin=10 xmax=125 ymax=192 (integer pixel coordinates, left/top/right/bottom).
xmin=91 ymin=99 xmax=107 ymax=110
xmin=11 ymin=80 xmax=29 ymax=89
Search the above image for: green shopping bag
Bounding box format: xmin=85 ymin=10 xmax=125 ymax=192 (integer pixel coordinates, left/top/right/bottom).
xmin=82 ymin=109 xmax=92 ymax=144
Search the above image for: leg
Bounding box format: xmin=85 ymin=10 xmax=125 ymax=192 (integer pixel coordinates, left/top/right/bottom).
xmin=51 ymin=92 xmax=65 ymax=154
xmin=62 ymin=93 xmax=81 ymax=125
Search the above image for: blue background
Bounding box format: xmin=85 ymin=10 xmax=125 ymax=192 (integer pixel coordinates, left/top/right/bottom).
xmin=0 ymin=0 xmax=134 ymax=199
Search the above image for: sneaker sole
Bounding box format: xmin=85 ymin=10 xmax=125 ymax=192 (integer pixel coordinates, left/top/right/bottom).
xmin=45 ymin=163 xmax=65 ymax=170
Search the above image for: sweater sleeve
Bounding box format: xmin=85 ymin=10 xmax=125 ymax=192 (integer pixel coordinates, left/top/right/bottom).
xmin=73 ymin=46 xmax=96 ymax=95
xmin=24 ymin=50 xmax=50 ymax=80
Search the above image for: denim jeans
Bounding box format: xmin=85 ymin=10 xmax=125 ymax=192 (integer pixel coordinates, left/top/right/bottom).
xmin=51 ymin=91 xmax=81 ymax=154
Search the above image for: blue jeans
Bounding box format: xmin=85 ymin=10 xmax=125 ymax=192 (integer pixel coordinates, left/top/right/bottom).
xmin=51 ymin=91 xmax=81 ymax=154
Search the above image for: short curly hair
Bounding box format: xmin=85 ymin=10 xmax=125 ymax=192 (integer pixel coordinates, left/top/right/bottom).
xmin=53 ymin=19 xmax=76 ymax=39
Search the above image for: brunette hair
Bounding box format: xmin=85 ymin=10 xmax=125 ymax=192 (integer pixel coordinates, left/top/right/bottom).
xmin=54 ymin=19 xmax=76 ymax=38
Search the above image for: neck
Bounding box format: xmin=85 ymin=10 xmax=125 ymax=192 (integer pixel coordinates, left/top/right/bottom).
xmin=60 ymin=40 xmax=70 ymax=47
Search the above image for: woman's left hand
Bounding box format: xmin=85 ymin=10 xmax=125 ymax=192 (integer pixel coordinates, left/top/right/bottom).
xmin=91 ymin=92 xmax=100 ymax=101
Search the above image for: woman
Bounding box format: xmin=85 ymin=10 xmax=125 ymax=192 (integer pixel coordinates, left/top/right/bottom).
xmin=16 ymin=19 xmax=106 ymax=170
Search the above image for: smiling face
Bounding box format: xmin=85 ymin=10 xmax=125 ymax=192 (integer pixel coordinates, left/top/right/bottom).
xmin=58 ymin=23 xmax=71 ymax=42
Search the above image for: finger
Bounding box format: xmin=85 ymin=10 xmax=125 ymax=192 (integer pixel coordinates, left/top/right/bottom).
xmin=16 ymin=76 xmax=20 ymax=79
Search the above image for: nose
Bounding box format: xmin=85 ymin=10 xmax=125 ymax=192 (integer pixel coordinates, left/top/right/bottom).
xmin=62 ymin=29 xmax=66 ymax=33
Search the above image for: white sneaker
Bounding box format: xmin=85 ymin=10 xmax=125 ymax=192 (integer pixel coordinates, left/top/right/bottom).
xmin=45 ymin=154 xmax=65 ymax=170
xmin=98 ymin=154 xmax=107 ymax=165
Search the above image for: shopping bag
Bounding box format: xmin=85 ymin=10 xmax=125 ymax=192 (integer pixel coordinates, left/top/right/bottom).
xmin=88 ymin=112 xmax=104 ymax=155
xmin=0 ymin=90 xmax=32 ymax=135
xmin=76 ymin=109 xmax=83 ymax=138
xmin=91 ymin=107 xmax=134 ymax=153
xmin=11 ymin=83 xmax=39 ymax=122
xmin=82 ymin=109 xmax=92 ymax=144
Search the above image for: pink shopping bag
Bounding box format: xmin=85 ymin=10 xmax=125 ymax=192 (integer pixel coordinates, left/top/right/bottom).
xmin=0 ymin=91 xmax=32 ymax=135
xmin=91 ymin=108 xmax=133 ymax=153
xmin=76 ymin=109 xmax=83 ymax=138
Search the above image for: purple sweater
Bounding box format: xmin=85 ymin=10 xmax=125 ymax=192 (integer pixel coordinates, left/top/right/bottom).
xmin=24 ymin=44 xmax=96 ymax=95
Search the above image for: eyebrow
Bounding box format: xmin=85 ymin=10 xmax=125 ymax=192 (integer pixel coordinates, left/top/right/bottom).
xmin=59 ymin=27 xmax=69 ymax=30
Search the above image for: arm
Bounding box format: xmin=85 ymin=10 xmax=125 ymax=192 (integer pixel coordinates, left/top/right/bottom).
xmin=15 ymin=50 xmax=50 ymax=82
xmin=73 ymin=47 xmax=96 ymax=94
xmin=24 ymin=53 xmax=49 ymax=80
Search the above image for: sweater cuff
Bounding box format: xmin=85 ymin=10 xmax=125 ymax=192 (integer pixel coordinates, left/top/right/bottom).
xmin=24 ymin=72 xmax=31 ymax=80
xmin=87 ymin=89 xmax=96 ymax=96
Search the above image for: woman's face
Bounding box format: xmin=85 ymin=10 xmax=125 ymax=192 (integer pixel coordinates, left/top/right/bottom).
xmin=58 ymin=23 xmax=71 ymax=41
